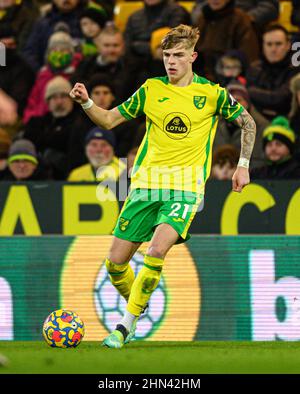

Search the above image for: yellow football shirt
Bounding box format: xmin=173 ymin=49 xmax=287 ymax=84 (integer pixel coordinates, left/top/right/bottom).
xmin=67 ymin=157 xmax=126 ymax=182
xmin=118 ymin=73 xmax=244 ymax=193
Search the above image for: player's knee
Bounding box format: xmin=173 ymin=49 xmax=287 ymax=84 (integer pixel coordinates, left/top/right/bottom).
xmin=146 ymin=245 xmax=165 ymax=259
xmin=107 ymin=254 xmax=127 ymax=265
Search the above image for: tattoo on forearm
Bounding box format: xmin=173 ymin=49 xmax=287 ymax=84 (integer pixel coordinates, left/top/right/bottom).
xmin=233 ymin=109 xmax=256 ymax=161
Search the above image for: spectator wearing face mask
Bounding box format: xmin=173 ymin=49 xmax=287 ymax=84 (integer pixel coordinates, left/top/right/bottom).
xmin=22 ymin=0 xmax=86 ymax=72
xmin=251 ymin=117 xmax=300 ymax=179
xmin=23 ymin=30 xmax=82 ymax=124
xmin=68 ymin=127 xmax=126 ymax=181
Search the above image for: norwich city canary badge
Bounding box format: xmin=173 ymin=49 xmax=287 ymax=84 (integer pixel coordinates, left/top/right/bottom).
xmin=194 ymin=96 xmax=206 ymax=109
xmin=119 ymin=217 xmax=130 ymax=231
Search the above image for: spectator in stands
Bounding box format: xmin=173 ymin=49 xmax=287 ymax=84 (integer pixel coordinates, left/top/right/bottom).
xmin=215 ymin=50 xmax=247 ymax=87
xmin=251 ymin=117 xmax=300 ymax=179
xmin=289 ymin=73 xmax=300 ymax=156
xmin=193 ymin=0 xmax=279 ymax=30
xmin=194 ymin=0 xmax=259 ymax=81
xmin=92 ymin=0 xmax=115 ymax=20
xmin=124 ymin=0 xmax=190 ymax=91
xmin=0 ymin=139 xmax=50 ymax=180
xmin=214 ymin=82 xmax=268 ymax=168
xmin=211 ymin=144 xmax=239 ymax=180
xmin=68 ymin=127 xmax=126 ymax=181
xmin=85 ymin=75 xmax=142 ymax=157
xmin=125 ymin=0 xmax=190 ymax=58
xmin=0 ymin=128 xmax=11 ymax=176
xmin=148 ymin=27 xmax=171 ymax=77
xmin=289 ymin=73 xmax=300 ymax=132
xmin=0 ymin=89 xmax=18 ymax=126
xmin=87 ymin=75 xmax=116 ymax=109
xmin=72 ymin=24 xmax=127 ymax=98
xmin=23 ymin=76 xmax=93 ymax=179
xmin=291 ymin=0 xmax=300 ymax=27
xmin=247 ymin=24 xmax=298 ymax=121
xmin=23 ymin=30 xmax=82 ymax=124
xmin=23 ymin=0 xmax=86 ymax=72
xmin=0 ymin=26 xmax=35 ymax=119
xmin=79 ymin=1 xmax=108 ymax=57
xmin=0 ymin=0 xmax=39 ymax=51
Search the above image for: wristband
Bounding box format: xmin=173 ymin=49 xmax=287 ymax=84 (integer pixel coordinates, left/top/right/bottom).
xmin=238 ymin=158 xmax=249 ymax=169
xmin=81 ymin=98 xmax=94 ymax=110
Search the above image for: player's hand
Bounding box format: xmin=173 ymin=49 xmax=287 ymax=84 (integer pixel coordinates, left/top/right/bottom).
xmin=69 ymin=83 xmax=89 ymax=105
xmin=232 ymin=166 xmax=250 ymax=193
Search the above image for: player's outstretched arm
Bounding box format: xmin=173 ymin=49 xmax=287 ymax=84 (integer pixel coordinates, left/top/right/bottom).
xmin=231 ymin=109 xmax=256 ymax=193
xmin=69 ymin=82 xmax=127 ymax=129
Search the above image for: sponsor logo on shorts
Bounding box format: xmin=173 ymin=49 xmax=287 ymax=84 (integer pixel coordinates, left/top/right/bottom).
xmin=119 ymin=217 xmax=130 ymax=231
xmin=172 ymin=218 xmax=185 ymax=223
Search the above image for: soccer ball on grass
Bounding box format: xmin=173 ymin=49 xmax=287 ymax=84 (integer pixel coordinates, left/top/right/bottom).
xmin=43 ymin=309 xmax=85 ymax=348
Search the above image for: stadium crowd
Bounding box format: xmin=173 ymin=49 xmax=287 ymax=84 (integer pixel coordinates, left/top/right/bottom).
xmin=0 ymin=0 xmax=300 ymax=182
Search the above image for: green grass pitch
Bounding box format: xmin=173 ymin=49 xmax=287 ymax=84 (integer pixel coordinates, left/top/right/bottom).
xmin=1 ymin=341 xmax=300 ymax=374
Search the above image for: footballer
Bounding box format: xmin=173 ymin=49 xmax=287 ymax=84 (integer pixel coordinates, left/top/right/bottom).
xmin=70 ymin=25 xmax=256 ymax=348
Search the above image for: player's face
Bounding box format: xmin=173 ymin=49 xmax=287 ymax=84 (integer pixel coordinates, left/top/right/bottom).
xmin=163 ymin=44 xmax=197 ymax=83
xmin=96 ymin=33 xmax=124 ymax=63
xmin=9 ymin=160 xmax=37 ymax=180
xmin=265 ymin=140 xmax=290 ymax=162
xmin=86 ymin=139 xmax=114 ymax=167
xmin=263 ymin=30 xmax=290 ymax=64
xmin=91 ymin=85 xmax=115 ymax=110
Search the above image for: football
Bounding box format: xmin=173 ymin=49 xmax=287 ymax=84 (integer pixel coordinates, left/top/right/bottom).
xmin=43 ymin=309 xmax=85 ymax=348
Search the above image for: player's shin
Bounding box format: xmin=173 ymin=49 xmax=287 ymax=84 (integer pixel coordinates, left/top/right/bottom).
xmin=105 ymin=258 xmax=135 ymax=301
xmin=127 ymin=255 xmax=164 ymax=316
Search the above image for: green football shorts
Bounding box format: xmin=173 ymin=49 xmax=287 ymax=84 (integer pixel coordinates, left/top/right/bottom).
xmin=113 ymin=188 xmax=203 ymax=244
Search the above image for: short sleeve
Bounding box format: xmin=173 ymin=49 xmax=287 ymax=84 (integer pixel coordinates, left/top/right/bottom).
xmin=215 ymin=86 xmax=244 ymax=121
xmin=117 ymin=83 xmax=147 ymax=120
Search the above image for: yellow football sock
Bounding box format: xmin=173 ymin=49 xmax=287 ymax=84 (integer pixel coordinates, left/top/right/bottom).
xmin=105 ymin=258 xmax=135 ymax=301
xmin=127 ymin=254 xmax=164 ymax=316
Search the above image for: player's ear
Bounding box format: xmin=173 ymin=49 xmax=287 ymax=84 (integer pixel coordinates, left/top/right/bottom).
xmin=191 ymin=51 xmax=198 ymax=63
